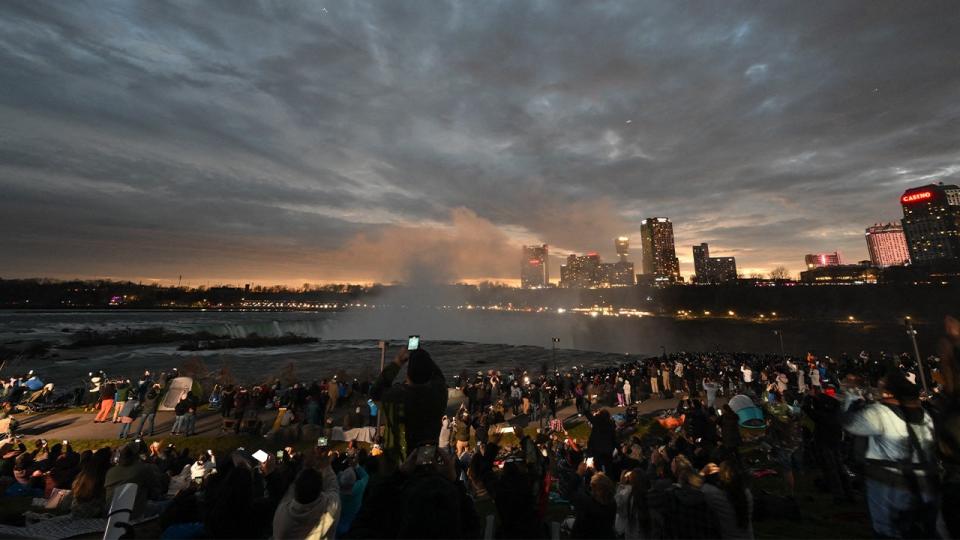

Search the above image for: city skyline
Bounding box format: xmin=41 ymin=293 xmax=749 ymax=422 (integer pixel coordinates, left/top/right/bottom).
xmin=1 ymin=2 xmax=959 ymax=286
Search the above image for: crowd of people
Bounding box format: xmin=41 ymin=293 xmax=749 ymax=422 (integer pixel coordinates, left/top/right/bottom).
xmin=0 ymin=316 xmax=958 ymax=539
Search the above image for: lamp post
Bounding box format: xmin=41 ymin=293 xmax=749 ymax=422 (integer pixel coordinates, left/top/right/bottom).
xmin=774 ymin=330 xmax=785 ymax=361
xmin=905 ymin=319 xmax=929 ymax=394
xmin=376 ymin=340 xmax=386 ymax=432
xmin=552 ymin=337 xmax=560 ymax=373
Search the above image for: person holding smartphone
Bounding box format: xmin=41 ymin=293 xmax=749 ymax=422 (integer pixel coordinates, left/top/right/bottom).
xmin=369 ymin=339 xmax=447 ymax=472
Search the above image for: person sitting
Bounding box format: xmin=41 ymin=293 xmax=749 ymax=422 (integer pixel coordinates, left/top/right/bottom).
xmin=104 ymin=442 xmax=162 ymax=519
xmin=70 ymin=447 xmax=112 ymax=518
xmin=570 ymin=464 xmax=617 ymax=539
xmin=701 ymin=461 xmax=755 ymax=540
xmin=336 ymin=459 xmax=370 ymax=537
xmin=272 ymin=450 xmax=341 ymax=540
xmin=350 ymin=445 xmax=480 ymax=538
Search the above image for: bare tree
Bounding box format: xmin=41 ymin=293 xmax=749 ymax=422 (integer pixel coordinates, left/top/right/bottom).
xmin=769 ymin=266 xmax=791 ymax=281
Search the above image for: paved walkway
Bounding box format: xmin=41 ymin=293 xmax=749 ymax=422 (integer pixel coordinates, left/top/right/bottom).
xmin=12 ymin=390 xmax=720 ymax=441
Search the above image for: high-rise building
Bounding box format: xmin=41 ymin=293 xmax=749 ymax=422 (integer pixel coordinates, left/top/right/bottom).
xmin=615 ymin=236 xmax=630 ymax=263
xmin=692 ymin=243 xmax=709 ymax=281
xmin=865 ymin=223 xmax=910 ymax=267
xmin=804 ymin=252 xmax=841 ymax=269
xmin=692 ymin=243 xmax=737 ymax=284
xmin=559 ymin=253 xmax=601 ymax=288
xmin=901 ymin=183 xmax=960 ymax=263
xmin=520 ymin=244 xmax=549 ymax=288
xmin=640 ymin=218 xmax=680 ymax=281
xmin=600 ymin=261 xmax=636 ymax=287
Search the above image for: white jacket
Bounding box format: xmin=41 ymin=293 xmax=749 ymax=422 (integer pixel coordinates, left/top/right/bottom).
xmin=272 ymin=466 xmax=341 ymax=540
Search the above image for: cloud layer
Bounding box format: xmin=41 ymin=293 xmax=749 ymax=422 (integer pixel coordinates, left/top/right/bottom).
xmin=1 ymin=1 xmax=958 ymax=284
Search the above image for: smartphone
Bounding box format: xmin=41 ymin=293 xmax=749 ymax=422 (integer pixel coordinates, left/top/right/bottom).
xmin=416 ymin=445 xmax=435 ymax=465
xmin=62 ymin=440 xmax=68 ymax=446
xmin=586 ymin=457 xmax=595 ymax=468
xmin=276 ymin=450 xmax=284 ymax=460
xmin=317 ymin=436 xmax=328 ymax=447
xmin=407 ymin=335 xmax=420 ymax=351
xmin=252 ymin=449 xmax=269 ymax=463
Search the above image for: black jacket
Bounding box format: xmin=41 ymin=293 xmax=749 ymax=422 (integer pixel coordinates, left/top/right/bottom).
xmin=370 ymin=358 xmax=447 ymax=468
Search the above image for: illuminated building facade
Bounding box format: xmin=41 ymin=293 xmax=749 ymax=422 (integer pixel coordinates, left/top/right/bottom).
xmin=640 ymin=218 xmax=680 ymax=281
xmin=800 ymin=263 xmax=879 ymax=284
xmin=615 ymin=236 xmax=630 ymax=262
xmin=865 ymin=223 xmax=910 ymax=267
xmin=804 ymin=252 xmax=841 ymax=269
xmin=559 ymin=253 xmax=601 ymax=288
xmin=602 ymin=261 xmax=636 ymax=287
xmin=692 ymin=243 xmax=737 ymax=284
xmin=901 ymin=183 xmax=960 ymax=263
xmin=520 ymin=244 xmax=549 ymax=288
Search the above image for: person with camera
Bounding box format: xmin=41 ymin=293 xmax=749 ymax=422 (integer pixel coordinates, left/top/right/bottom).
xmin=271 ymin=448 xmax=341 ymax=540
xmin=369 ymin=345 xmax=447 ymax=471
xmin=841 ymin=370 xmax=938 ymax=538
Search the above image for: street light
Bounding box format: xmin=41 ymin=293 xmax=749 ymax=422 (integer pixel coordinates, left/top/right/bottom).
xmin=905 ymin=318 xmax=929 ymax=394
xmin=773 ymin=330 xmax=785 ymax=361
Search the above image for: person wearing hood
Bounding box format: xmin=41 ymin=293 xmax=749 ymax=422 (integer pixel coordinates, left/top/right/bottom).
xmin=369 ymin=346 xmax=447 ymax=471
xmin=272 ymin=450 xmax=341 ymax=540
xmin=335 ymin=462 xmax=369 ymax=536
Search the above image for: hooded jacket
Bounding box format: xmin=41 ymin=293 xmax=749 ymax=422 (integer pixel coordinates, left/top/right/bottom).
xmin=272 ymin=466 xmax=341 ymax=540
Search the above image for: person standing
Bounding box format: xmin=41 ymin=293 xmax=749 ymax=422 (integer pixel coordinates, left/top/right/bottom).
xmin=623 ymin=379 xmax=632 ymax=407
xmin=842 ymin=371 xmax=938 ymax=538
xmin=454 ymin=409 xmax=471 ymax=456
xmin=369 ymin=347 xmax=447 ymax=471
xmin=112 ymin=380 xmax=132 ymax=423
xmin=93 ymin=379 xmax=116 ymax=423
xmin=136 ymin=384 xmax=161 ymax=437
xmin=649 ymin=363 xmax=660 ymax=396
xmin=703 ymin=377 xmax=719 ymax=409
xmin=171 ymin=391 xmax=189 ymax=435
xmin=116 ymin=394 xmax=140 ymax=439
xmin=661 ymin=364 xmax=672 ymax=393
xmin=810 ymin=366 xmax=822 ymax=391
xmin=181 ymin=391 xmax=197 ymax=436
xmin=740 ymin=364 xmax=753 ymax=394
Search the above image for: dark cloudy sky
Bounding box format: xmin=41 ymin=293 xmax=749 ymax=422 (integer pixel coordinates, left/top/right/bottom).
xmin=1 ymin=1 xmax=958 ymax=286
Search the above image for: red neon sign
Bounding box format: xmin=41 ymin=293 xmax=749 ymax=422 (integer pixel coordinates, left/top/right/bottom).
xmin=901 ymin=191 xmax=933 ymax=204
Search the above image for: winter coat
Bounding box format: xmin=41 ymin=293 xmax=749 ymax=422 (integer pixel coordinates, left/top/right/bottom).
xmin=272 ymin=466 xmax=341 ymax=540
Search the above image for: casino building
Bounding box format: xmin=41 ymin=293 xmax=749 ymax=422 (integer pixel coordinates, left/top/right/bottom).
xmin=901 ymin=183 xmax=960 ymax=263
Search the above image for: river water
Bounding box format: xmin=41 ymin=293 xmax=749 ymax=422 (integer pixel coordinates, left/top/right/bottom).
xmin=0 ymin=309 xmax=939 ymax=388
